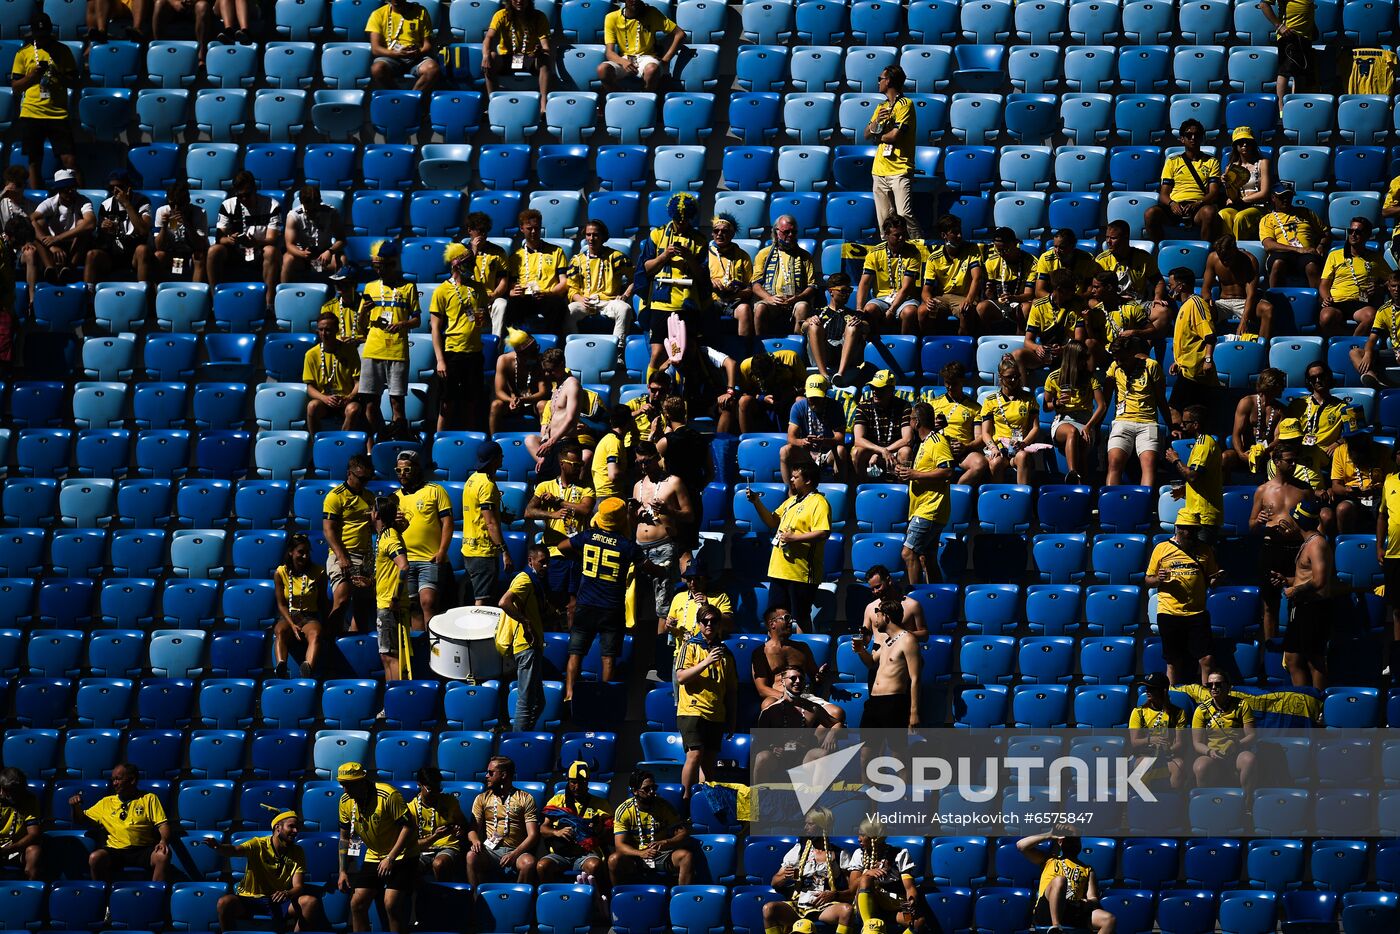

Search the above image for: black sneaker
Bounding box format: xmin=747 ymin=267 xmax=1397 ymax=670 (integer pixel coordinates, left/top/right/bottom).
xmin=216 ymin=29 xmax=234 ymax=44
xmin=234 ymin=28 xmax=251 ymax=44
xmin=300 ymin=661 xmax=313 ymax=678
xmin=1065 ymin=470 xmax=1082 ymax=485
xmin=1362 ymin=371 xmax=1383 ymax=389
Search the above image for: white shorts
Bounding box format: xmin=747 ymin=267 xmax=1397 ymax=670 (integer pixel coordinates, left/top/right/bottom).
xmin=865 ymin=296 xmax=919 ymax=315
xmin=604 ymin=54 xmax=662 ymax=75
xmin=1108 ymin=419 xmax=1161 ymax=455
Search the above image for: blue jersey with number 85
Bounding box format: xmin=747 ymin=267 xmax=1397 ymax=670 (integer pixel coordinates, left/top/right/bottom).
xmin=569 ymin=529 xmax=638 ymax=611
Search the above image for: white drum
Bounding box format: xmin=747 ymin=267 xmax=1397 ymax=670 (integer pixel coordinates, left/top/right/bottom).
xmin=428 ymin=606 xmax=504 ymax=681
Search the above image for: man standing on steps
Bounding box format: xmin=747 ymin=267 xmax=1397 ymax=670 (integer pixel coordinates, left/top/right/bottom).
xmin=853 ymin=597 xmax=921 ymax=774
xmin=866 ymin=64 xmax=919 ymax=240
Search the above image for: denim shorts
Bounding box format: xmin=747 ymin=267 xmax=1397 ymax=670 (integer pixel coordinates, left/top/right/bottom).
xmin=406 ymin=559 xmax=440 ymax=592
xmin=903 ymin=515 xmax=940 ymax=554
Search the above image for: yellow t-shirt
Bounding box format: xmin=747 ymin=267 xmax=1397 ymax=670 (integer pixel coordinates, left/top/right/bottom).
xmin=1106 ymin=357 xmax=1164 ymax=423
xmin=1147 ymin=539 xmax=1217 ymax=616
xmin=0 ymin=793 xmax=39 ymax=848
xmin=1385 ymin=176 xmax=1400 ymax=215
xmin=1385 ymin=473 xmax=1400 ymax=558
xmin=359 ymin=280 xmax=420 ymax=362
xmin=1278 ymin=0 xmax=1317 ymax=36
xmin=666 ymin=589 xmax=735 ymax=642
xmin=510 ymin=244 xmax=569 ymax=292
xmin=862 ymin=243 xmax=923 ymax=298
xmin=1267 ymin=444 xmax=1330 ymax=491
xmin=1173 ymin=295 xmax=1218 ymax=384
xmin=1102 ymin=300 xmax=1152 ymax=342
xmin=568 ymin=248 xmax=632 ymax=300
xmin=430 ymin=279 xmax=485 ymax=355
xmin=708 ymin=243 xmax=754 ymax=289
xmin=235 ymin=835 xmax=307 ymax=898
xmin=1129 ymin=704 xmax=1188 ymax=733
xmin=11 ymin=43 xmax=77 ymax=120
xmin=1161 ymin=154 xmax=1222 ymax=203
xmin=323 ymin=294 xmax=366 ymax=343
xmin=502 ymin=570 xmax=545 ymax=653
xmin=978 ymin=390 xmax=1039 ymax=440
xmin=1323 ymin=248 xmax=1393 ymax=303
xmin=489 ymin=7 xmax=551 ymax=54
xmin=85 ymin=794 xmax=167 ymax=849
xmin=753 ymin=245 xmax=817 ymax=297
xmin=1192 ymin=699 xmax=1254 ymax=753
xmin=675 ymin=638 xmax=736 ymax=721
xmin=591 ymin=431 xmax=628 ymax=500
xmin=339 ymin=784 xmax=414 ymax=862
xmin=543 ymin=791 xmax=612 ymax=856
xmin=1331 ymin=440 xmax=1392 ymax=490
xmin=923 ymin=243 xmax=983 ymax=295
xmin=1096 ymin=247 xmax=1159 ymax=300
xmin=768 ymin=492 xmax=832 ymax=584
xmin=870 ymin=95 xmax=916 ymax=177
xmin=646 ymin=226 xmax=706 ymax=312
xmin=302 ymin=343 xmax=361 ymax=397
xmin=739 ymin=349 xmax=804 ymax=397
xmin=1258 ymin=209 xmax=1323 ymax=250
xmin=603 ymin=6 xmax=678 ymax=56
xmin=1044 ymin=371 xmax=1103 ymax=423
xmin=1033 ymin=247 xmax=1099 ymax=289
xmin=926 ymin=391 xmax=980 ymax=447
xmin=1351 ymin=47 xmax=1398 ymax=93
xmin=460 ymin=471 xmax=503 ymax=559
xmin=1036 ymin=856 xmax=1092 ymax=903
xmin=1372 ymin=301 xmax=1400 ymax=346
xmin=472 ymin=243 xmax=509 ymax=294
xmin=274 ymin=565 xmax=326 ymax=617
xmin=375 ymin=528 xmax=408 ymax=610
xmin=366 ymin=2 xmax=434 ymax=51
xmin=908 ymin=431 xmax=955 ymax=524
xmin=324 ymin=484 xmax=375 ymax=555
xmin=614 ymin=798 xmax=683 ymax=846
xmin=983 ymin=247 xmax=1036 ymax=300
xmin=409 ymin=793 xmax=466 ymax=849
xmin=395 ymin=483 xmax=453 ymax=562
xmin=471 ymin=789 xmax=538 ymax=849
xmin=534 ymin=478 xmax=594 ymax=555
xmin=1288 ymin=395 xmax=1348 ymax=449
xmin=1026 ymin=297 xmax=1088 ymax=346
xmin=1178 ymin=434 xmax=1224 ymax=527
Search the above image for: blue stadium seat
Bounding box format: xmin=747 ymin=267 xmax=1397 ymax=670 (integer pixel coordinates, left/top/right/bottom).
xmin=961 ymin=0 xmax=1013 ymax=41
xmin=1173 ymin=46 xmax=1227 ymax=94
xmin=1008 ymin=45 xmax=1060 ymax=93
xmin=1092 ymin=534 xmax=1149 ymax=584
xmin=736 ymin=46 xmax=790 ymax=93
xmin=1061 ymin=92 xmax=1113 ymax=145
xmin=741 ymin=0 xmax=795 ymax=43
xmin=950 ymin=93 xmax=1002 ymax=144
xmin=1116 ymin=93 xmax=1170 ymax=145
xmin=1181 ymin=0 xmax=1232 ymax=42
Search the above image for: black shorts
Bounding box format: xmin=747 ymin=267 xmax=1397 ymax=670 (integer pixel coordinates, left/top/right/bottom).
xmin=19 ymin=116 xmax=75 ymax=161
xmin=1267 ymin=250 xmax=1322 ymax=279
xmin=568 ymin=602 xmax=624 ymax=659
xmin=1260 ymin=537 xmax=1296 ymax=596
xmin=106 ymin=845 xmax=155 ymax=871
xmin=1033 ymin=898 xmax=1092 ymax=929
xmin=442 ymin=350 xmax=484 ymax=405
xmin=1159 ymin=611 xmax=1212 ymax=664
xmin=349 ymin=858 xmax=416 ymax=892
xmin=1277 ymin=32 xmax=1313 ymax=79
xmin=677 ymin=714 xmax=725 ymax=751
xmin=864 ymin=692 xmax=913 ymax=729
xmin=1168 ymin=374 xmax=1215 ymax=413
xmin=1386 ymin=559 xmax=1400 ymax=608
xmin=1335 ymin=494 xmax=1377 ymax=525
xmin=1283 ymin=597 xmax=1332 ymax=658
xmin=505 ymin=294 xmax=567 ymax=332
xmin=95 ymin=236 xmax=141 ymax=267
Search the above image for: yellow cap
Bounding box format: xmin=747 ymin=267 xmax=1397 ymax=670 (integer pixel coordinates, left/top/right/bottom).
xmin=792 ymin=921 xmax=815 ymax=934
xmin=1231 ymin=125 xmax=1254 ymax=142
xmin=593 ymin=497 xmax=627 ymax=533
xmin=868 ymin=369 xmax=895 ymax=389
xmin=370 ymin=239 xmax=401 ymax=260
xmin=271 ymin=809 xmax=298 ymax=829
xmin=1275 ymin=417 xmax=1304 ymax=441
xmin=567 ymin=761 xmax=590 ymax=780
xmin=805 ymin=374 xmax=830 ymax=398
xmin=505 ymin=328 xmax=536 ymax=350
xmin=337 ymin=762 xmax=369 ymax=782
xmin=444 ymin=242 xmax=470 ymax=265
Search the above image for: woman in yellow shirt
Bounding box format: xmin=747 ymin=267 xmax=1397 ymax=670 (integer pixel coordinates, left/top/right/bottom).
xmin=1042 ymin=340 xmax=1106 ymax=484
xmin=482 ymin=0 xmax=553 ymax=105
xmin=978 ymin=359 xmax=1041 ymax=484
xmin=273 ymin=534 xmax=329 ymax=679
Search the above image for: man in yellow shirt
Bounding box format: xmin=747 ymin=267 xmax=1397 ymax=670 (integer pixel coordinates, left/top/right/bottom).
xmin=0 ymin=768 xmax=41 ymax=880
xmin=592 ymin=407 xmax=635 ymax=499
xmin=461 ymin=440 xmax=512 ymax=604
xmin=1105 ymin=336 xmax=1168 ymax=487
xmin=1330 ymin=406 xmax=1391 ymax=533
xmin=1097 ymin=218 xmax=1166 ymax=305
xmin=464 ymin=211 xmax=511 ymax=336
xmin=978 ymin=226 xmax=1037 ymax=332
xmin=642 ymin=193 xmax=708 ymax=372
xmin=208 ymin=809 xmax=323 ymax=933
xmin=305 ymin=311 xmax=364 ymax=434
xmin=70 ymin=763 xmax=171 ymax=881
xmin=500 ymin=543 xmax=551 ymax=728
xmin=1191 ymin=672 xmax=1257 ymax=794
xmin=539 ymin=762 xmax=613 ymax=903
xmin=1146 ymin=518 xmax=1223 ymax=686
xmin=372 ymin=495 xmax=411 ymax=679
xmin=599 ymin=0 xmax=686 ymax=91
xmin=483 ymin=0 xmax=552 ymax=104
xmin=752 ymin=217 xmax=820 ymax=338
xmin=1258 ymin=0 xmax=1316 ymax=109
xmin=1260 ymin=184 xmax=1328 ymax=289
xmin=324 ymin=455 xmax=376 ymax=632
xmin=506 ymin=208 xmax=570 ymax=333
xmin=10 ymin=14 xmax=79 ymax=190
xmin=1288 ymin=360 xmax=1348 ymax=455
xmin=738 ymin=345 xmax=805 ymax=434
xmin=1353 ymin=270 xmax=1400 ymax=388
xmin=1018 ymin=828 xmax=1115 ymax=934
xmin=610 ymin=771 xmax=694 ymax=884
xmin=568 ymin=218 xmax=634 ymax=343
xmin=745 ymin=462 xmax=832 ymax=629
xmin=675 ymin=606 xmax=738 ymax=796
xmin=366 ymin=0 xmax=440 ymax=90
xmin=1018 ymin=268 xmax=1089 ymax=379
xmin=1145 ymin=119 xmax=1223 ymax=240
xmin=867 ymin=64 xmax=919 ymax=240
xmin=1165 ymin=266 xmax=1219 ymax=428
xmin=1033 ymin=228 xmax=1098 ymax=298
xmin=336 ymin=762 xmax=416 ymax=933
xmin=357 ymin=239 xmax=420 ymax=439
xmin=895 ymin=402 xmax=955 ymax=584
xmin=393 ymin=450 xmax=454 ymax=630
xmin=709 ymin=213 xmax=755 ymax=327
xmin=1320 ymin=216 xmax=1393 ymax=335
xmin=431 ymin=242 xmax=488 ymax=431
xmin=857 ymin=215 xmax=923 ymax=329
xmin=1376 ymin=444 xmax=1400 ymax=676
xmin=1127 ymin=672 xmax=1188 ymax=790
xmin=323 ymin=263 xmax=366 ymax=344
xmin=663 ymin=562 xmax=735 ymax=678
xmin=409 ymin=767 xmax=467 ymax=881
xmin=918 ymin=214 xmax=985 ymax=335
xmin=1166 ymin=405 xmax=1223 ymax=535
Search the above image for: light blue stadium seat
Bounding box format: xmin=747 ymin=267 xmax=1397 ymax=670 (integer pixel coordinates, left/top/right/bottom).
xmin=961 ymin=0 xmax=1013 ymax=41
xmin=1337 ymin=93 xmax=1389 ymax=144
xmin=530 ymin=190 xmax=584 ymax=238
xmin=185 ymin=143 xmax=239 ymax=190
xmin=1053 ymin=146 xmax=1109 ymax=191
xmin=825 ymin=191 xmax=877 ymax=239
xmin=253 ymin=89 xmax=308 ymax=141
xmin=604 ymin=92 xmax=657 ymax=143
xmin=663 ymin=93 xmax=715 ymax=143
xmin=845 ymin=45 xmax=897 ymax=92
xmin=1004 ymin=92 xmax=1058 ymax=144
xmin=544 ymin=91 xmax=597 ymax=143
xmin=1173 ymin=45 xmax=1227 ymax=93
xmin=321 ymin=41 xmax=372 ymax=89
xmin=993 ymin=192 xmax=1047 ymax=240
xmin=741 ymin=0 xmax=795 ymax=43
xmin=737 ymin=45 xmax=790 ymax=93
xmin=275 ymin=0 xmax=327 ymax=38
xmin=715 ymin=192 xmax=769 ymax=238
xmin=1121 ymin=0 xmax=1173 ymax=41
xmin=950 ymin=92 xmax=1002 ymax=144
xmin=1180 ymin=0 xmax=1232 ymax=42
xmin=78 ymin=88 xmax=132 ymax=139
xmin=311 ymin=89 xmax=366 ymax=140
xmin=677 ymin=0 xmax=727 ymax=42
xmin=1282 ymin=93 xmax=1335 ymax=145
xmin=1008 ymin=45 xmax=1059 ymax=93
xmin=952 ymin=43 xmax=1006 ymax=91
xmin=1016 ymin=0 xmax=1067 ymax=42
xmin=193 ymin=88 xmax=248 ymax=140
xmin=1228 ymin=46 xmax=1279 ymax=93
xmin=558 ymin=44 xmax=604 ymax=90
xmin=1116 ymin=93 xmax=1170 ymax=145
xmin=1119 ymin=44 xmax=1171 ymax=93
xmin=148 ymin=40 xmax=202 ymax=87
xmin=777 ymin=145 xmax=831 ymax=191
xmin=783 ymin=92 xmax=837 ymax=144
xmin=653 ymin=145 xmax=707 ymax=191
xmin=850 ymin=0 xmax=903 ymax=42
xmin=1061 ymin=92 xmax=1113 ymax=144
xmin=446 ymin=0 xmax=495 ymax=38
xmin=135 ymin=88 xmax=189 ymax=140
xmin=1068 ymin=0 xmax=1121 ymax=42
xmin=1062 ymin=45 xmax=1114 ymax=93
xmin=369 ymin=88 xmax=423 ymax=142
xmin=1343 ymin=0 xmax=1397 ymax=42
xmin=265 ymin=40 xmax=318 ymax=89
xmin=1328 ymin=191 xmax=1382 ymax=237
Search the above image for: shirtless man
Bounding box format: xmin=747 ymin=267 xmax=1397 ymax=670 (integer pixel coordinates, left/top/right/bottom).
xmin=752 ymin=665 xmax=845 ymax=782
xmin=861 ymin=566 xmax=929 ymax=640
xmin=1225 ymin=366 xmax=1285 ymax=476
xmin=1272 ymin=501 xmax=1333 ymax=689
xmin=1202 ymin=233 xmax=1274 ymax=341
xmin=1250 ymin=444 xmax=1310 ymax=640
xmin=752 ymin=606 xmax=822 ymax=702
xmin=491 ymin=329 xmax=550 ymax=435
xmin=853 ymin=598 xmax=921 ymax=774
xmin=632 ymin=441 xmax=692 ymax=649
xmin=528 ymin=347 xmax=584 ymax=474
